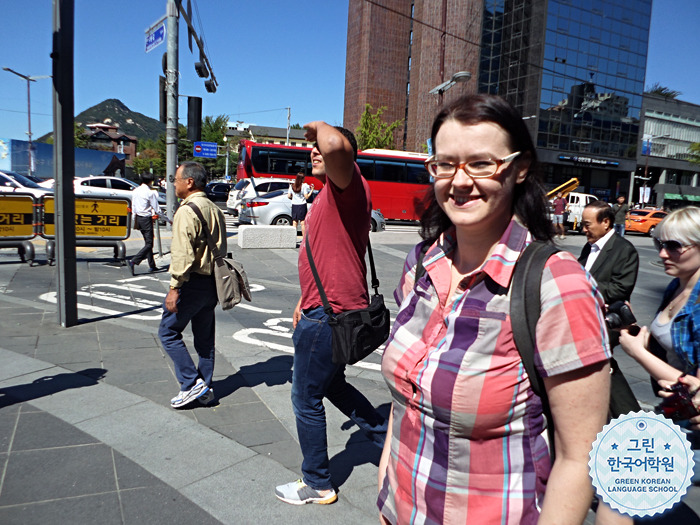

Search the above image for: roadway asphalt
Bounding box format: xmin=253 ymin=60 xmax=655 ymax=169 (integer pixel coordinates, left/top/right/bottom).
xmin=0 ymin=222 xmax=698 ymax=524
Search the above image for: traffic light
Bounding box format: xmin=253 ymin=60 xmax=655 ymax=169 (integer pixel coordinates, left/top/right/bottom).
xmin=187 ymin=96 xmax=202 ymax=142
xmin=159 ymin=75 xmax=166 ymax=124
xmin=194 ymin=61 xmax=209 ymax=78
xmin=205 ymin=79 xmax=216 ymax=93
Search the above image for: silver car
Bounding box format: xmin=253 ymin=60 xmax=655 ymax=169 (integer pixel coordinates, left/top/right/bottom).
xmin=239 ymin=189 xmax=386 ymax=232
xmin=226 ymin=177 xmax=292 ymax=216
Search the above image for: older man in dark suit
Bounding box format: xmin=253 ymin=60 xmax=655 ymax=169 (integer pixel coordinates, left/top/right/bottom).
xmin=579 ymin=200 xmax=639 ymax=418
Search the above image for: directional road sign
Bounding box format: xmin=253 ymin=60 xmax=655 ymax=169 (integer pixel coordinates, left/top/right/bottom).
xmin=145 ymin=18 xmax=166 ymax=53
xmin=193 ymin=141 xmax=218 ymax=159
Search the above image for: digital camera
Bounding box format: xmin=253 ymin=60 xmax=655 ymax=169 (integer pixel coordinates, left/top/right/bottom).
xmin=605 ymin=301 xmax=640 ymax=336
xmin=657 ymin=382 xmax=700 ymax=421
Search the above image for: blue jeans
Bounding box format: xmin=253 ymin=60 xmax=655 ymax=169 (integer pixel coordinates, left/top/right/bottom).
xmin=158 ymin=274 xmax=217 ymax=391
xmin=614 ymin=223 xmax=625 ymax=237
xmin=291 ymin=306 xmax=387 ymax=490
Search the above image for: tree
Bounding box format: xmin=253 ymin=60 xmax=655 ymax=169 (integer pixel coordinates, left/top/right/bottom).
xmin=689 ymin=142 xmax=700 ymax=166
xmin=290 ymin=123 xmax=303 ymax=130
xmin=354 ymin=104 xmax=403 ymax=150
xmin=645 ymin=83 xmax=682 ymax=99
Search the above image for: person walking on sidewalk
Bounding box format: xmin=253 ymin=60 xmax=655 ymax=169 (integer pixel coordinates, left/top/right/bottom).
xmin=287 ymin=171 xmax=313 ymax=238
xmin=129 ymin=172 xmax=166 ymax=275
xmin=612 ymin=194 xmax=629 ymax=237
xmin=551 ymin=190 xmax=569 ymax=239
xmin=158 ymin=162 xmax=226 ymax=409
xmin=274 ymin=123 xmax=387 ymax=506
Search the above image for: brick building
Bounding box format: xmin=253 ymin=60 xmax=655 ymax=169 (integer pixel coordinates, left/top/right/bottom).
xmin=344 ymin=0 xmax=655 ymax=198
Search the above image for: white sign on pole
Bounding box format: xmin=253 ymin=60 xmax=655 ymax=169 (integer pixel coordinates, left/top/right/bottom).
xmin=145 ymin=18 xmax=166 ymax=53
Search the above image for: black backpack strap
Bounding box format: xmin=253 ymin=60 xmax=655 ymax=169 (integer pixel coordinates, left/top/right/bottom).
xmin=414 ymin=241 xmax=431 ymax=282
xmin=510 ymin=240 xmax=560 ymax=461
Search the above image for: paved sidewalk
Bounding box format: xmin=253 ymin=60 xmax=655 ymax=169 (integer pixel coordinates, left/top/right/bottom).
xmin=0 ymin=235 xmax=388 ymax=524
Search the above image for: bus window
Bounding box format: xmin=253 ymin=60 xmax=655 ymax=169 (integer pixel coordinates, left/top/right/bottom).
xmin=267 ymin=149 xmax=310 ymax=175
xmin=374 ymin=161 xmax=405 ymax=183
xmin=357 ymin=159 xmax=375 ymax=180
xmin=251 ymin=148 xmax=269 ymax=174
xmin=406 ymin=163 xmax=430 ymax=184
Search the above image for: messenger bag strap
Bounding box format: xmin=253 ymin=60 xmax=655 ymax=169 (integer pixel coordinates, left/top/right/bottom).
xmin=304 ymin=233 xmax=334 ymax=317
xmin=304 ymin=233 xmax=381 ymax=317
xmin=186 ymin=201 xmax=223 ymax=261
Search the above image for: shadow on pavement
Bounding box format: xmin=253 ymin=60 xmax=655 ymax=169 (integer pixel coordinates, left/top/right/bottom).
xmin=330 ymin=402 xmax=391 ymax=489
xmin=0 ymin=367 xmax=107 ymax=409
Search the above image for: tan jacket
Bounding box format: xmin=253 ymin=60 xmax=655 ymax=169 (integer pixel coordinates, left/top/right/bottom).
xmin=169 ymin=192 xmax=227 ymax=289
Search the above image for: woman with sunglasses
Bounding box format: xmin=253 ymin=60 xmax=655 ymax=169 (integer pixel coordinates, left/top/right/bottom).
xmin=377 ymin=94 xmax=612 ymax=524
xmin=619 ymin=206 xmax=700 ymax=482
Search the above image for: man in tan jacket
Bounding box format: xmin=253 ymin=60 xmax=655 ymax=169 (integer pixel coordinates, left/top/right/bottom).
xmin=158 ymin=161 xmax=226 ymax=409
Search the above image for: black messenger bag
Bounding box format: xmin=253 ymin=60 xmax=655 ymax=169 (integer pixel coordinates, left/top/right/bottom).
xmin=305 ymin=234 xmax=390 ymax=365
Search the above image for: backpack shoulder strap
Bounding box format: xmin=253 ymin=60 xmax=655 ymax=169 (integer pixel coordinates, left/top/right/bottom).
xmin=510 ymin=240 xmax=560 ymax=460
xmin=414 ymin=241 xmax=431 ymax=282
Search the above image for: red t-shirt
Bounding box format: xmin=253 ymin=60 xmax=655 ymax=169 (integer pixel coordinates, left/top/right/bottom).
xmin=553 ymin=197 xmax=566 ymax=215
xmin=298 ymin=164 xmax=371 ymax=313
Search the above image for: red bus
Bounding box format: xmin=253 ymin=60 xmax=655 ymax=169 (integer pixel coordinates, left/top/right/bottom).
xmin=236 ymin=140 xmax=431 ymax=221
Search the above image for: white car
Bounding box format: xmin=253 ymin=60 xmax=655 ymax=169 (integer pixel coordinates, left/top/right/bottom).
xmin=226 ymin=177 xmax=292 ymax=216
xmin=0 ymin=170 xmax=52 ymax=199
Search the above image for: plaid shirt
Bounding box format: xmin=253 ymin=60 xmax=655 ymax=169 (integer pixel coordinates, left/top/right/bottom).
xmin=663 ymin=277 xmax=700 ymax=374
xmin=378 ymin=218 xmax=610 ymax=525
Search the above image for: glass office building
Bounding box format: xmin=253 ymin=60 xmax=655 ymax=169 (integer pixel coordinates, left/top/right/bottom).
xmin=480 ymin=0 xmax=652 ymax=199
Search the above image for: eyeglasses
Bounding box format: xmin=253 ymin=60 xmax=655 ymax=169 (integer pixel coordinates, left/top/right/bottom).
xmin=425 ymin=151 xmax=521 ymax=179
xmin=653 ymin=238 xmax=693 ymax=254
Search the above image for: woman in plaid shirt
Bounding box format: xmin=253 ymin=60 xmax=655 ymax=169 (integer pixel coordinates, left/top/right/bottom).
xmin=377 ymin=94 xmax=612 ymax=524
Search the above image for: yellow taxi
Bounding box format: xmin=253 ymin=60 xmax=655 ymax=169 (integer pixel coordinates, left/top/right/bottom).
xmin=626 ymin=208 xmax=667 ymax=235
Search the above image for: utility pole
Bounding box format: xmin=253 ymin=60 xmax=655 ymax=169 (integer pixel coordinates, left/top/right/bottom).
xmin=52 ymin=0 xmax=78 ymax=327
xmin=165 ymin=0 xmax=179 ymax=221
xmin=286 ymin=107 xmax=291 ymax=146
xmin=2 ymin=68 xmax=51 ymax=177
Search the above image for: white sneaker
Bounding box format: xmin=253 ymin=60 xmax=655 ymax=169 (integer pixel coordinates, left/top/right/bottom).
xmin=275 ymin=479 xmax=337 ymax=505
xmin=170 ymin=378 xmax=209 ymax=408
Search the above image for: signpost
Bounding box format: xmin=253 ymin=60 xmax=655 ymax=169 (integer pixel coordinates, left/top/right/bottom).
xmin=193 ymin=141 xmax=218 ymax=159
xmin=145 ymin=17 xmax=166 ymax=53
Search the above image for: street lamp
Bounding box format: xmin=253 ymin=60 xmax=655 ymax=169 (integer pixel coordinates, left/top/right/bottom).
xmin=429 ymin=71 xmax=472 ymax=96
xmin=3 ymin=67 xmax=51 ymax=177
xmin=635 ymin=133 xmax=669 ymax=205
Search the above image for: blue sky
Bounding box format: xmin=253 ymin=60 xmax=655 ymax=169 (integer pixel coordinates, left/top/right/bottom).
xmin=0 ymin=1 xmax=697 ymax=142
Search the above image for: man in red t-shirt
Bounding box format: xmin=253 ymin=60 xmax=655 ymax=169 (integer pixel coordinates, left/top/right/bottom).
xmin=274 ymin=123 xmax=387 ymax=506
xmin=551 ymin=191 xmax=569 ymax=239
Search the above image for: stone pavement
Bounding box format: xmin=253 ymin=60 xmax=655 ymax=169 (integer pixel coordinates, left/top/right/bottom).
xmin=0 ymin=229 xmax=698 ymax=524
xmin=0 ymin=233 xmax=388 ymax=525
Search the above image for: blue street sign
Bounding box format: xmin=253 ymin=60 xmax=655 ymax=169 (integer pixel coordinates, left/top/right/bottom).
xmin=193 ymin=142 xmax=218 ymax=159
xmin=145 ymin=21 xmax=166 ymax=53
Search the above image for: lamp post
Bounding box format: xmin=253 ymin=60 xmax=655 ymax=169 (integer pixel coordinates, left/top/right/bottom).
xmin=429 ymin=71 xmax=472 ymax=106
xmin=3 ymin=67 xmax=51 ymax=177
xmin=633 ymin=133 xmax=669 ymax=205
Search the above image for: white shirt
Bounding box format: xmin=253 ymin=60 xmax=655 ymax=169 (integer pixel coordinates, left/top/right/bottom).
xmin=584 ymin=228 xmax=615 ymax=271
xmin=288 ymin=183 xmax=311 ymax=205
xmin=132 ymin=183 xmax=160 ymax=217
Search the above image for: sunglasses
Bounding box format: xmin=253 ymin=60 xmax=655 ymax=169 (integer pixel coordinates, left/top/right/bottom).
xmin=653 ymin=238 xmax=691 ymax=254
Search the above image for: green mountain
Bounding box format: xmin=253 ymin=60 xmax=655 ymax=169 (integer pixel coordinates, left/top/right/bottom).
xmin=37 ymin=99 xmax=165 ymax=143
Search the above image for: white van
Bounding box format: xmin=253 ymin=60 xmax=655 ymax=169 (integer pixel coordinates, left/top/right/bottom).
xmin=565 ymin=192 xmax=598 ymax=229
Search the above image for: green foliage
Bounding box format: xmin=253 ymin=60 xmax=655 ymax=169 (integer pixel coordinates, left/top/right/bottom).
xmin=645 ymin=83 xmax=682 ymax=99
xmin=689 ymin=142 xmax=700 ymax=165
xmin=354 ymin=104 xmax=403 ymax=150
xmin=290 ymin=123 xmax=303 ymax=130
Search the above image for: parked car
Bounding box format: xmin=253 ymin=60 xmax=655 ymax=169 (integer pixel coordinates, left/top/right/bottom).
xmin=626 ymin=208 xmax=667 ymax=235
xmin=0 ymin=170 xmax=52 ymax=198
xmin=205 ymin=182 xmax=234 ymax=202
xmin=226 ymin=177 xmax=292 ymax=216
xmin=239 ymin=189 xmax=386 ymax=232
